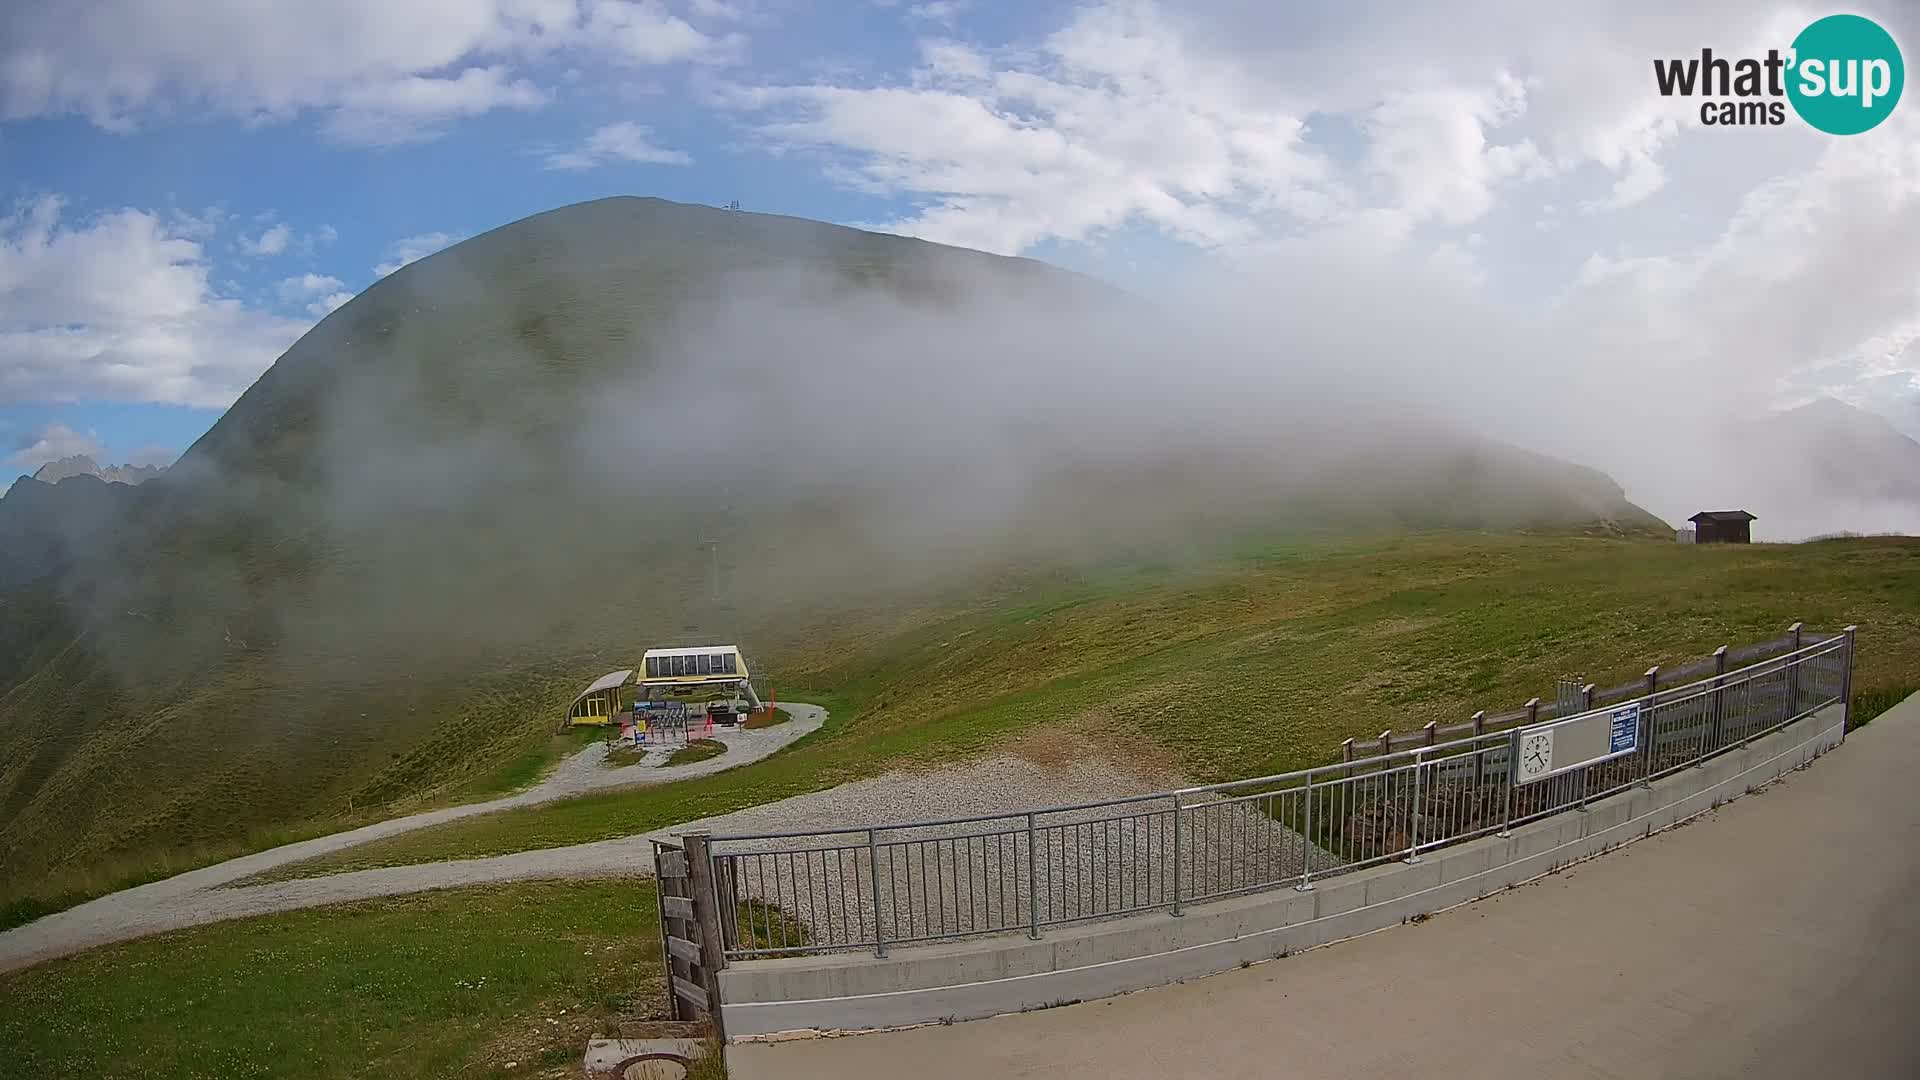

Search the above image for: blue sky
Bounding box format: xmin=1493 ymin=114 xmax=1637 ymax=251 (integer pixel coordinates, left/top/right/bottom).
xmin=4 ymin=0 xmax=1918 ymax=490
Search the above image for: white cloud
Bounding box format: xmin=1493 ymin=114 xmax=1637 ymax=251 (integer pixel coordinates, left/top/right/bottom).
xmin=0 ymin=195 xmax=309 ymax=408
xmin=374 ymin=232 xmax=464 ymax=277
xmin=718 ymin=0 xmax=1916 ymax=264
xmin=310 ymin=292 xmax=353 ymax=316
xmin=0 ymin=0 xmax=737 ymax=141
xmin=1564 ymin=105 xmax=1920 ymax=424
xmin=586 ymin=1 xmax=743 ymax=66
xmin=323 ymin=65 xmax=550 ymax=145
xmin=1362 ymin=76 xmax=1550 ymax=230
xmin=908 ymin=1 xmax=968 ymax=24
xmin=545 ymin=121 xmax=692 ymax=169
xmin=169 ymin=206 xmax=227 ymax=240
xmin=278 ymin=272 xmax=355 ymax=316
xmin=5 ymin=423 xmax=105 ymax=474
xmin=238 ymin=222 xmax=291 ymax=256
xmin=919 ymin=40 xmax=989 ymax=81
xmin=721 ymin=4 xmax=1341 ymax=254
xmin=244 ymin=219 xmax=341 ymax=256
xmin=277 ymin=273 xmax=343 ymax=302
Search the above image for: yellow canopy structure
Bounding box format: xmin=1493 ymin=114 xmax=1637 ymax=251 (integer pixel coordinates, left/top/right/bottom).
xmin=565 ymin=669 xmax=632 ymax=727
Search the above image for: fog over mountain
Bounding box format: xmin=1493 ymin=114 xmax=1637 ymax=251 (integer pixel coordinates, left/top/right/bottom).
xmin=3 ymin=194 xmax=1916 ymax=897
xmin=1716 ymin=398 xmax=1920 ymax=539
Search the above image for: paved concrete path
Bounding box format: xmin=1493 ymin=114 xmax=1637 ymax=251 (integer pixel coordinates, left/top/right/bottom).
xmin=0 ymin=704 xmax=825 ymax=975
xmin=732 ymin=693 xmax=1920 ymax=1080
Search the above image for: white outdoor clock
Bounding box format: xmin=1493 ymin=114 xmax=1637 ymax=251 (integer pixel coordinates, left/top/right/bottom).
xmin=1519 ymin=730 xmax=1554 ymax=782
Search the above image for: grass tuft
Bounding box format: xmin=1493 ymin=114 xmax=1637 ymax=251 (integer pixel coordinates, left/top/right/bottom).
xmin=666 ymin=739 xmax=728 ymax=767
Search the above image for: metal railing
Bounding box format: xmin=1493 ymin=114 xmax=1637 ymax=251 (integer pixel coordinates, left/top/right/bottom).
xmin=700 ymin=628 xmax=1855 ymax=961
xmin=1341 ymin=626 xmax=1827 ymax=758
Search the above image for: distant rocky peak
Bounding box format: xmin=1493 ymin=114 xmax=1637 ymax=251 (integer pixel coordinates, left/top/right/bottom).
xmin=29 ymin=454 xmax=166 ymax=486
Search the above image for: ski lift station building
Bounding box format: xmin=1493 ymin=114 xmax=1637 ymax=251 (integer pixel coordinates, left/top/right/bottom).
xmin=563 ymin=645 xmax=762 ymax=728
xmin=640 ymin=645 xmax=761 ymax=708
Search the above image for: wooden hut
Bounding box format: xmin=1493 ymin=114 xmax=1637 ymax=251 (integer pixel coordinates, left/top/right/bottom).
xmin=1687 ymin=510 xmax=1756 ymax=544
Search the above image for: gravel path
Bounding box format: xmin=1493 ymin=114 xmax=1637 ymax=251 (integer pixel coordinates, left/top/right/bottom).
xmin=533 ymin=704 xmax=828 ymax=799
xmin=0 ymin=704 xmax=826 ymax=975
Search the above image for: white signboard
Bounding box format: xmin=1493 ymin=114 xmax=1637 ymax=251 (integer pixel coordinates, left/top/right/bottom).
xmin=1515 ymin=701 xmax=1645 ymax=786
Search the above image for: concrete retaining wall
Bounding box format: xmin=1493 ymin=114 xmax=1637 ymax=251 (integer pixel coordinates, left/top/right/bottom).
xmin=719 ymin=704 xmax=1847 ymax=1039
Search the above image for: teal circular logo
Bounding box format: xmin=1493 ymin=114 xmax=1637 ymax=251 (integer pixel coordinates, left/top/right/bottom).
xmin=1787 ymin=14 xmax=1904 ymax=135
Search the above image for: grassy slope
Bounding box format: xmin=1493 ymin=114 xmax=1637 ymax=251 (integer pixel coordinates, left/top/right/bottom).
xmin=265 ymin=532 xmax=1920 ymax=879
xmin=0 ymin=880 xmax=668 ymax=1080
xmin=0 ymin=656 xmax=598 ymax=926
xmin=0 ymin=197 xmax=1672 ymax=920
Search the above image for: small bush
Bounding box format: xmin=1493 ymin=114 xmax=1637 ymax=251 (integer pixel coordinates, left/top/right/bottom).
xmin=601 ymin=745 xmax=648 ymax=768
xmin=666 ymin=739 xmax=727 ymax=767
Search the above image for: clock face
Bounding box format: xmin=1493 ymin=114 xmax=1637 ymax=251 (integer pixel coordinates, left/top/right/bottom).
xmin=1519 ymin=731 xmax=1554 ymax=780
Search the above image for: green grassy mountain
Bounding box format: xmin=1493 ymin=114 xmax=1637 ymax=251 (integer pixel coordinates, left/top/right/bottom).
xmin=0 ymin=196 xmax=1670 ymax=912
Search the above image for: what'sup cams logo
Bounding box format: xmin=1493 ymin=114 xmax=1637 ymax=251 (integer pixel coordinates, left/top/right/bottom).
xmin=1654 ymin=13 xmax=1904 ymax=134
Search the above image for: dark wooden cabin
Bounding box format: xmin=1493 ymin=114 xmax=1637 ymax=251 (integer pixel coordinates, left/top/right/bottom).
xmin=1688 ymin=510 xmax=1756 ymax=544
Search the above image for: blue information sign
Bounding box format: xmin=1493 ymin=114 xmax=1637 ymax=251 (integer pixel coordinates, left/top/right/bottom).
xmin=1609 ymin=703 xmax=1640 ymax=754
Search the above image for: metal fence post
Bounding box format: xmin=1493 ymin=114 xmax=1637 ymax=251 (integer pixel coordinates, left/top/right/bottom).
xmin=1641 ymin=665 xmax=1659 ymax=781
xmin=1423 ymin=720 xmax=1437 ymax=747
xmin=1341 ymin=738 xmax=1355 ymax=778
xmin=1297 ymin=772 xmax=1316 ymax=892
xmin=867 ymin=828 xmax=886 ymax=958
xmin=1581 ymin=683 xmax=1595 ymax=712
xmin=1709 ymin=646 xmax=1728 ymax=754
xmin=1471 ymin=711 xmax=1487 ymax=789
xmin=1525 ymin=697 xmax=1540 ymax=726
xmin=1787 ymin=622 xmax=1803 ymax=718
xmin=1842 ymin=625 xmax=1858 ymax=732
xmin=1025 ymin=813 xmax=1041 ymax=939
xmin=1170 ymin=794 xmax=1184 ymax=916
xmin=1498 ymin=729 xmax=1519 ymax=837
xmin=1405 ymin=750 xmax=1424 ymax=864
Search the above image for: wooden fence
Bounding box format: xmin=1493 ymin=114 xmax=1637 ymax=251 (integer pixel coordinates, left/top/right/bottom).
xmin=1338 ymin=622 xmax=1829 ymax=761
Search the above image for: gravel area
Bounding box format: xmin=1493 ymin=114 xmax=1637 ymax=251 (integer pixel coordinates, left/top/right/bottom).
xmin=532 ymin=705 xmax=824 ymax=798
xmin=0 ymin=704 xmax=827 ymax=975
xmin=691 ymin=757 xmax=1341 ymax=950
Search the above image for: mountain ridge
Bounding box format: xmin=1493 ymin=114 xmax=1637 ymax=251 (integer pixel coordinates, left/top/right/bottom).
xmin=28 ymin=454 xmax=167 ymax=487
